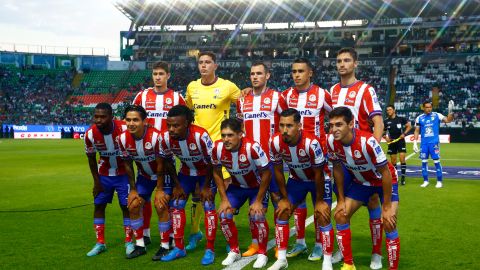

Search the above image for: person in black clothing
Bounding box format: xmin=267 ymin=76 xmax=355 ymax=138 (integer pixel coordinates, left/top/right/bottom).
xmin=384 ymin=105 xmax=412 ymax=185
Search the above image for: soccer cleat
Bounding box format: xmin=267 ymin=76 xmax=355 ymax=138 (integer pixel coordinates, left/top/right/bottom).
xmin=286 ymin=243 xmax=307 ymax=258
xmin=87 ymin=243 xmax=106 ymax=257
xmin=143 ymin=236 xmax=152 ymax=245
xmin=275 ymin=247 xmax=278 ymax=259
xmin=340 ymin=263 xmax=357 ymax=270
xmin=420 ymin=181 xmax=429 ymax=188
xmin=332 ymin=250 xmax=343 ymax=264
xmin=125 ymin=242 xmax=135 ymax=255
xmin=222 ymin=251 xmax=241 ymax=266
xmin=160 ymin=247 xmax=186 ymax=262
xmin=435 ymin=181 xmax=443 ymax=188
xmin=201 ymin=249 xmax=215 ymax=265
xmin=253 ymin=254 xmax=269 ymax=268
xmin=369 ymin=253 xmax=382 ymax=270
xmin=126 ymin=245 xmax=147 ymax=259
xmin=322 ymin=256 xmax=333 ymax=270
xmin=401 ymin=176 xmax=406 ymax=185
xmin=152 ymin=246 xmax=170 ymax=261
xmin=267 ymin=259 xmax=288 ymax=270
xmin=185 ymin=231 xmax=203 ymax=251
xmin=242 ymin=243 xmax=259 ymax=257
xmin=308 ymin=245 xmax=323 ymax=261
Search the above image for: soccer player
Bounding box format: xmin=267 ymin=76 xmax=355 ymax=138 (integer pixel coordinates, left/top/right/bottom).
xmin=330 ymin=47 xmax=385 ymax=268
xmin=269 ymin=109 xmax=333 ymax=270
xmin=117 ymin=105 xmax=173 ymax=259
xmin=414 ymin=100 xmax=454 ymax=188
xmin=384 ymin=105 xmax=412 ymax=185
xmin=327 ymin=106 xmax=400 ymax=270
xmin=212 ymin=118 xmax=271 ymax=268
xmin=185 ymin=51 xmax=241 ymax=250
xmin=236 ymin=61 xmax=281 ymax=257
xmin=132 ymin=61 xmax=185 ymax=247
xmin=84 ymin=103 xmax=134 ymax=257
xmin=155 ymin=105 xmax=218 ymax=265
xmin=278 ymin=58 xmax=333 ymax=261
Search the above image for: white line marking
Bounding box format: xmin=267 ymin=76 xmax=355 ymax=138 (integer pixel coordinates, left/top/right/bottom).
xmin=224 ymin=201 xmax=338 ymax=270
xmin=396 ymin=152 xmax=416 ymax=165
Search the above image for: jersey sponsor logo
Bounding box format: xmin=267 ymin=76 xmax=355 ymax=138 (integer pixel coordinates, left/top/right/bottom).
xmin=132 ymin=155 xmax=156 ymax=162
xmin=288 ymin=163 xmax=311 ymax=169
xmin=229 ymin=169 xmax=251 ymax=176
xmin=263 ymin=97 xmax=271 ymax=104
xmin=189 ymin=143 xmax=197 ymax=150
xmin=179 ymin=156 xmax=202 ymax=162
xmin=309 ymin=94 xmax=316 ymax=101
xmin=148 ymin=111 xmax=168 ymax=118
xmin=244 ymin=112 xmax=269 ymax=119
xmin=239 ymin=154 xmax=247 ymax=162
xmin=194 ymin=104 xmax=217 ymax=109
xmin=299 ymin=149 xmax=306 ymax=157
xmin=354 ymin=150 xmax=362 ymax=158
xmin=145 ymin=142 xmax=153 ymax=150
xmin=165 ymin=98 xmax=172 ymax=104
xmin=297 ymin=109 xmax=314 ymax=116
xmin=397 ymin=123 xmax=401 ymax=129
xmin=345 ymin=164 xmax=367 ymax=171
xmin=99 ymin=150 xmax=121 ymax=157
xmin=348 ymin=91 xmax=356 ymax=98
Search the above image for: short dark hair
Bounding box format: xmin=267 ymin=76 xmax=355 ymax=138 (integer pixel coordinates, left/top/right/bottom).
xmin=152 ymin=61 xmax=170 ymax=73
xmin=386 ymin=104 xmax=395 ymax=110
xmin=124 ymin=105 xmax=147 ymax=120
xmin=293 ymin=57 xmax=314 ymax=71
xmin=337 ymin=47 xmax=358 ymax=61
xmin=95 ymin=102 xmax=112 ymax=116
xmin=280 ymin=108 xmax=301 ymax=123
xmin=422 ymin=100 xmax=432 ymax=106
xmin=198 ymin=51 xmax=216 ymax=63
xmin=221 ymin=118 xmax=242 ymax=133
xmin=251 ymin=61 xmax=270 ymax=74
xmin=167 ymin=105 xmax=194 ymax=125
xmin=329 ymin=106 xmax=354 ymax=124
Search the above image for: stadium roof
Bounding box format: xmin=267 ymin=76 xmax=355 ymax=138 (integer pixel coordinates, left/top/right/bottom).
xmin=114 ymin=0 xmax=480 ymax=27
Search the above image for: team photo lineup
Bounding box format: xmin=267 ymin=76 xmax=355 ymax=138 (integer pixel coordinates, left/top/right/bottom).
xmin=83 ymin=47 xmax=454 ymax=270
xmin=2 ymin=1 xmax=480 ymax=270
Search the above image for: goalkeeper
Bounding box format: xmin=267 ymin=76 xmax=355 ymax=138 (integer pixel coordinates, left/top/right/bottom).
xmin=383 ymin=105 xmax=412 ymax=185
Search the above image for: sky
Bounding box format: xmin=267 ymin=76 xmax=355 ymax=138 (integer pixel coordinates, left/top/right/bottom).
xmin=0 ymin=0 xmax=131 ymax=60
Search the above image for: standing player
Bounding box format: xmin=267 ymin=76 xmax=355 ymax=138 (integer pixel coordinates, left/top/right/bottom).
xmin=132 ymin=61 xmax=185 ymax=247
xmin=236 ymin=61 xmax=281 ymax=257
xmin=155 ymin=105 xmax=218 ymax=265
xmin=212 ymin=119 xmax=271 ymax=268
xmin=269 ymin=109 xmax=334 ymax=270
xmin=185 ymin=51 xmax=241 ymax=250
xmin=327 ymin=106 xmax=400 ymax=270
xmin=384 ymin=105 xmax=412 ymax=185
xmin=414 ymin=100 xmax=454 ymax=188
xmin=117 ymin=105 xmax=173 ymax=259
xmin=84 ymin=103 xmax=134 ymax=257
xmin=330 ymin=47 xmax=385 ymax=268
xmin=278 ymin=58 xmax=333 ymax=261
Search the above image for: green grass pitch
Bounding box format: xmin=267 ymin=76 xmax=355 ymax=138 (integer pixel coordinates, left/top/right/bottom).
xmin=0 ymin=139 xmax=479 ymax=269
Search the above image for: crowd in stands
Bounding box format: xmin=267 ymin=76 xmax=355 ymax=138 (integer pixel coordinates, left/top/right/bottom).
xmin=1 ymin=60 xmax=479 ymax=127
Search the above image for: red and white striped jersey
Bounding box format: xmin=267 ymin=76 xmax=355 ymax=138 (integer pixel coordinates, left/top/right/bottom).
xmin=236 ymin=88 xmax=280 ymax=153
xmin=212 ymin=137 xmax=270 ymax=188
xmin=329 ymin=81 xmax=382 ymax=133
xmin=269 ymin=132 xmax=325 ymax=181
xmin=118 ymin=126 xmax=162 ymax=180
xmin=159 ymin=125 xmax=213 ymax=177
xmin=84 ymin=120 xmax=126 ymax=176
xmin=132 ymin=88 xmax=186 ymax=131
xmin=278 ymin=84 xmax=332 ymax=151
xmin=327 ymin=129 xmax=397 ymax=186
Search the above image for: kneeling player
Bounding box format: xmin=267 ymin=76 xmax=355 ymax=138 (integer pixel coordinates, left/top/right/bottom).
xmin=156 ymin=105 xmax=218 ymax=265
xmin=84 ymin=103 xmax=134 ymax=256
xmin=327 ymin=107 xmax=400 ymax=270
xmin=212 ymin=118 xmax=272 ymax=268
xmin=118 ymin=105 xmax=173 ymax=259
xmin=269 ymin=109 xmax=334 ymax=270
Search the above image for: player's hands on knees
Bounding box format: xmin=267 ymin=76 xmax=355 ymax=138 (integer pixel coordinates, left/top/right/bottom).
xmin=249 ymin=201 xmax=265 ymax=218
xmin=200 ymin=186 xmax=214 ymax=202
xmin=92 ymin=182 xmax=104 ymax=198
xmin=172 ymin=184 xmax=186 ymax=201
xmin=218 ymin=199 xmax=233 ymax=217
xmin=154 ymin=189 xmax=170 ymax=209
xmin=382 ymin=203 xmax=397 ymax=232
xmin=127 ymin=190 xmax=141 ymax=210
xmin=314 ymin=200 xmax=331 ymax=225
xmin=275 ymin=198 xmax=292 ymax=219
xmin=334 ymin=200 xmax=347 ymax=218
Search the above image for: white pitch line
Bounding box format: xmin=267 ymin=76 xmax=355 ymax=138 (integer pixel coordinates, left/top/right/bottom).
xmin=224 ymin=201 xmax=338 ymax=270
xmin=396 ymin=152 xmax=416 ymax=165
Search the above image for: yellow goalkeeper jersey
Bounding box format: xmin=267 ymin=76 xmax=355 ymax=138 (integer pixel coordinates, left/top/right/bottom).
xmin=186 ymin=77 xmax=240 ymax=142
